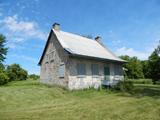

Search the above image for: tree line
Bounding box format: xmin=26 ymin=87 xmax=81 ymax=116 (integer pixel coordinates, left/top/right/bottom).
xmin=0 ymin=34 xmax=39 ymax=85
xmin=120 ymin=41 xmax=160 ymax=83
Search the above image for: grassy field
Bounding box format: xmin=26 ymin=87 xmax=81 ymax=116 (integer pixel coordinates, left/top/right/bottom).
xmin=0 ymin=80 xmax=160 ymax=120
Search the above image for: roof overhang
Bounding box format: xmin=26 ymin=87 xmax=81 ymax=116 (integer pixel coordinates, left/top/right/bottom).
xmin=38 ymin=30 xmax=53 ymax=65
xmin=67 ymin=51 xmax=127 ymax=64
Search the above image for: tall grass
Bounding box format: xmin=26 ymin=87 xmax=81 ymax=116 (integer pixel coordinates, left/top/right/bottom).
xmin=0 ymin=80 xmax=160 ymax=120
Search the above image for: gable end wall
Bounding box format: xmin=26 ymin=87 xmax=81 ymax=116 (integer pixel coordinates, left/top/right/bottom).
xmin=40 ymin=31 xmax=69 ymax=87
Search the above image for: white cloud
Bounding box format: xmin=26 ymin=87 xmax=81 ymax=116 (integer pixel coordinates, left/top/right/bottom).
xmin=2 ymin=15 xmax=47 ymax=39
xmin=0 ymin=15 xmax=47 ymax=48
xmin=116 ymin=47 xmax=150 ymax=60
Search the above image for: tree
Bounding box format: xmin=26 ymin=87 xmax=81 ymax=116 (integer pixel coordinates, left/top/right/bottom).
xmin=147 ymin=41 xmax=160 ymax=83
xmin=6 ymin=64 xmax=28 ymax=81
xmin=0 ymin=34 xmax=9 ymax=85
xmin=120 ymin=55 xmax=144 ymax=79
xmin=28 ymin=74 xmax=40 ymax=80
xmin=141 ymin=60 xmax=149 ymax=78
xmin=0 ymin=64 xmax=9 ymax=85
xmin=0 ymin=34 xmax=8 ymax=63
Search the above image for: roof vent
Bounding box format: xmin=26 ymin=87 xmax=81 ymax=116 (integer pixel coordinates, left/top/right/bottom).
xmin=52 ymin=23 xmax=60 ymax=31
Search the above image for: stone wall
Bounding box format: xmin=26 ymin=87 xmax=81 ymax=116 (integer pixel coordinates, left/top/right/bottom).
xmin=68 ymin=57 xmax=123 ymax=90
xmin=40 ymin=32 xmax=69 ymax=87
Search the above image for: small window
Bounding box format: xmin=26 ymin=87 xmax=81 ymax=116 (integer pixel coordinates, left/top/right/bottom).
xmin=77 ymin=63 xmax=86 ymax=76
xmin=48 ymin=51 xmax=55 ymax=62
xmin=45 ymin=54 xmax=49 ymax=63
xmin=59 ymin=63 xmax=65 ymax=78
xmin=114 ymin=65 xmax=122 ymax=75
xmin=91 ymin=64 xmax=99 ymax=75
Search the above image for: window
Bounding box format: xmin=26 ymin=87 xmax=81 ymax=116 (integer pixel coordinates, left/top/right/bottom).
xmin=59 ymin=63 xmax=65 ymax=78
xmin=49 ymin=51 xmax=55 ymax=62
xmin=77 ymin=63 xmax=86 ymax=76
xmin=45 ymin=54 xmax=49 ymax=63
xmin=91 ymin=64 xmax=99 ymax=76
xmin=114 ymin=65 xmax=122 ymax=75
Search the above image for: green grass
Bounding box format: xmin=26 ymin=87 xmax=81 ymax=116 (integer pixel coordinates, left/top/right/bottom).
xmin=0 ymin=80 xmax=160 ymax=120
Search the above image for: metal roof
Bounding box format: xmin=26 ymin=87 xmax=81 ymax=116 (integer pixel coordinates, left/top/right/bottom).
xmin=53 ymin=29 xmax=125 ymax=62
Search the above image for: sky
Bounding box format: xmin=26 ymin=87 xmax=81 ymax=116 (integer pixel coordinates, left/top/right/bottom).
xmin=0 ymin=0 xmax=159 ymax=74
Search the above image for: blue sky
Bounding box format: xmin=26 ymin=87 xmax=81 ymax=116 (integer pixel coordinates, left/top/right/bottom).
xmin=0 ymin=0 xmax=159 ymax=74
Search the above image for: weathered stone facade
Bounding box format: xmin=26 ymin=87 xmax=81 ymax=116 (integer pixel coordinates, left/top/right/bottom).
xmin=39 ymin=28 xmax=124 ymax=90
xmin=67 ymin=57 xmax=123 ymax=90
xmin=40 ymin=32 xmax=69 ymax=87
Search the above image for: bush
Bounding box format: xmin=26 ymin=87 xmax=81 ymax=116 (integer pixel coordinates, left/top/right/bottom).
xmin=129 ymin=79 xmax=153 ymax=84
xmin=113 ymin=80 xmax=134 ymax=93
xmin=155 ymin=80 xmax=160 ymax=85
xmin=0 ymin=72 xmax=9 ymax=85
xmin=6 ymin=64 xmax=28 ymax=81
xmin=28 ymin=74 xmax=40 ymax=80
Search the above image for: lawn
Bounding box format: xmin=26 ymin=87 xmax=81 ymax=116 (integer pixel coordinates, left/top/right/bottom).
xmin=0 ymin=80 xmax=160 ymax=120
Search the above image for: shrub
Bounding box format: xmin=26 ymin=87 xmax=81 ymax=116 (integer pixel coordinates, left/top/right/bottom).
xmin=28 ymin=74 xmax=40 ymax=80
xmin=129 ymin=79 xmax=153 ymax=84
xmin=113 ymin=80 xmax=134 ymax=93
xmin=155 ymin=80 xmax=160 ymax=85
xmin=6 ymin=64 xmax=28 ymax=81
xmin=0 ymin=72 xmax=9 ymax=85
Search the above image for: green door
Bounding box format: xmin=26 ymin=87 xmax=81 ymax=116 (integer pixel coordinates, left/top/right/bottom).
xmin=104 ymin=66 xmax=110 ymax=81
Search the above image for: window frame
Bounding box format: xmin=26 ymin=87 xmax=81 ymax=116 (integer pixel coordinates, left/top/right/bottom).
xmin=45 ymin=54 xmax=49 ymax=64
xmin=91 ymin=64 xmax=99 ymax=77
xmin=49 ymin=50 xmax=55 ymax=63
xmin=58 ymin=63 xmax=65 ymax=78
xmin=114 ymin=64 xmax=122 ymax=75
xmin=77 ymin=63 xmax=86 ymax=78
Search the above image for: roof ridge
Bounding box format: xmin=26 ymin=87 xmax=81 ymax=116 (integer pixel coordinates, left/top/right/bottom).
xmin=55 ymin=29 xmax=96 ymax=42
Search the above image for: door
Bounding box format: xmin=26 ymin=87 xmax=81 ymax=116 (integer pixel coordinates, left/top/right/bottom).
xmin=102 ymin=66 xmax=110 ymax=85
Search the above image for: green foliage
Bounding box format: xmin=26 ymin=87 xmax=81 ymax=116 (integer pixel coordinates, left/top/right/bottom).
xmin=129 ymin=79 xmax=153 ymax=84
xmin=0 ymin=70 xmax=9 ymax=85
xmin=120 ymin=55 xmax=144 ymax=79
xmin=28 ymin=74 xmax=40 ymax=80
xmin=141 ymin=60 xmax=150 ymax=78
xmin=113 ymin=80 xmax=134 ymax=93
xmin=155 ymin=81 xmax=160 ymax=85
xmin=0 ymin=34 xmax=8 ymax=63
xmin=147 ymin=43 xmax=160 ymax=83
xmin=6 ymin=64 xmax=28 ymax=81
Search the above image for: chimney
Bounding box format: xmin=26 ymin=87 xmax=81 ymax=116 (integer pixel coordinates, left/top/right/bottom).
xmin=95 ymin=36 xmax=105 ymax=47
xmin=52 ymin=23 xmax=60 ymax=31
xmin=95 ymin=36 xmax=102 ymax=44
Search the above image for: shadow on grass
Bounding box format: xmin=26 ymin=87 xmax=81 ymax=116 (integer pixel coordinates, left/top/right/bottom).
xmin=118 ymin=84 xmax=160 ymax=99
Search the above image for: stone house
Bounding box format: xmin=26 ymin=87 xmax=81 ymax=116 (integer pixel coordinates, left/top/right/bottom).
xmin=38 ymin=23 xmax=126 ymax=90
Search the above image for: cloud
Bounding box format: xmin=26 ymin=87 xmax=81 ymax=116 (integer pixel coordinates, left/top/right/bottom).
xmin=116 ymin=47 xmax=150 ymax=60
xmin=2 ymin=15 xmax=47 ymax=39
xmin=0 ymin=15 xmax=47 ymax=48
